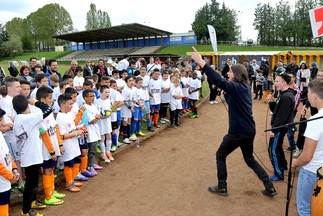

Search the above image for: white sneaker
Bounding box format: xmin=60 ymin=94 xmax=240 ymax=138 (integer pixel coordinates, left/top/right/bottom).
xmin=209 ymin=101 xmax=214 ymax=104
xmin=160 ymin=118 xmax=166 ymax=124
xmin=213 ymin=100 xmax=218 ymax=104
xmin=129 ymin=136 xmax=137 ymax=141
xmin=163 ymin=118 xmax=170 ymax=123
xmin=123 ymin=138 xmax=131 ymax=144
xmin=111 ymin=146 xmax=117 ymax=152
xmin=100 ymin=154 xmax=111 ymax=163
xmin=117 ymin=142 xmax=123 ymax=147
xmin=293 ymin=148 xmax=303 ymax=157
xmin=75 ymin=173 xmax=86 ymax=181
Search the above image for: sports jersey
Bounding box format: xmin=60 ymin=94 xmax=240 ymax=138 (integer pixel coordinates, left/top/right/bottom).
xmin=52 ymin=100 xmax=60 ymax=114
xmin=109 ymin=89 xmax=118 ymax=122
xmin=133 ymin=87 xmax=145 ymax=107
xmin=1 ymin=96 xmax=16 ymax=119
xmin=181 ymin=77 xmax=189 ymax=97
xmin=138 ymin=75 xmax=150 ymax=101
xmin=13 ymin=107 xmax=43 ymax=167
xmin=84 ymin=103 xmax=101 ymax=143
xmin=56 ymin=112 xmax=81 ymax=162
xmin=120 ymin=85 xmax=134 ymax=119
xmin=41 ymin=113 xmax=62 ymax=161
xmin=0 ymin=131 xmax=16 ymax=192
xmin=95 ymin=98 xmax=112 ymax=135
xmin=30 ymin=87 xmax=38 ymax=100
xmin=188 ymin=78 xmax=201 ymax=100
xmin=170 ymin=86 xmax=183 ymax=111
xmin=52 ymin=86 xmax=61 ymax=103
xmin=146 ymin=64 xmax=160 ymax=76
xmin=76 ymin=93 xmax=85 ymax=108
xmin=73 ymin=76 xmax=84 ymax=94
xmin=148 ymin=79 xmax=161 ymax=105
xmin=116 ymin=79 xmax=126 ymax=89
xmin=160 ymin=79 xmax=171 ymax=103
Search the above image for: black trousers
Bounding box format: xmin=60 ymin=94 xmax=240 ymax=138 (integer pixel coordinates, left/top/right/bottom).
xmin=216 ymin=133 xmax=273 ymax=190
xmin=208 ymin=82 xmax=217 ymax=101
xmin=170 ymin=109 xmax=180 ymax=125
xmin=255 ymin=85 xmax=263 ymax=99
xmin=23 ymin=163 xmax=42 ymax=214
xmin=160 ymin=103 xmax=169 ymax=118
xmin=296 ymin=116 xmax=307 ymax=150
xmin=268 ymin=130 xmax=287 ymax=179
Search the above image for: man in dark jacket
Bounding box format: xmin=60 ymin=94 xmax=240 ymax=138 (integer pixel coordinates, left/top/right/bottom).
xmin=83 ymin=60 xmax=93 ymax=77
xmin=286 ymin=58 xmax=299 ymax=75
xmin=267 ymin=72 xmax=295 ymax=181
xmin=260 ymin=60 xmax=269 ymax=77
xmin=191 ymin=47 xmax=277 ymax=197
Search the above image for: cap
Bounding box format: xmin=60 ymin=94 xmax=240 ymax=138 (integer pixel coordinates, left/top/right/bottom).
xmin=279 ymin=72 xmax=291 ymax=84
xmin=261 ymin=60 xmax=266 ymax=63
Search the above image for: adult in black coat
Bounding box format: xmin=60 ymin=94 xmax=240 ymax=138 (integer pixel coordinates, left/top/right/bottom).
xmin=93 ymin=59 xmax=108 ymax=81
xmin=83 ymin=60 xmax=94 ymax=77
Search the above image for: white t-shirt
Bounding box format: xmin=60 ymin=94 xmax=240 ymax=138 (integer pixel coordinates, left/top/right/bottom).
xmin=138 ymin=75 xmax=150 ymax=101
xmin=170 ymin=86 xmax=183 ymax=111
xmin=148 ymin=79 xmax=161 ymax=105
xmin=76 ymin=94 xmax=85 ymax=108
xmin=117 ymin=59 xmax=129 ymax=71
xmin=303 ymin=108 xmax=323 ymax=173
xmin=195 ymin=70 xmax=202 ymax=78
xmin=95 ymin=98 xmax=112 ymax=135
xmin=41 ymin=113 xmax=61 ymax=161
xmin=116 ymin=79 xmax=126 ymax=90
xmin=0 ymin=131 xmax=14 ymax=192
xmin=52 ymin=100 xmax=60 ymax=114
xmin=109 ymin=89 xmax=118 ymax=122
xmin=2 ymin=96 xmax=17 ymax=148
xmin=52 ymin=86 xmax=61 ymax=103
xmin=188 ymin=78 xmax=201 ymax=100
xmin=160 ymin=79 xmax=171 ymax=104
xmin=73 ymin=76 xmax=84 ymax=94
xmin=13 ymin=108 xmax=43 ymax=167
xmin=2 ymin=96 xmax=16 ymax=119
xmin=146 ymin=64 xmax=158 ymax=76
xmin=30 ymin=87 xmax=38 ymax=100
xmin=120 ymin=86 xmax=134 ymax=118
xmin=84 ymin=104 xmax=101 ymax=143
xmin=181 ymin=77 xmax=189 ymax=97
xmin=56 ymin=112 xmax=81 ymax=162
xmin=133 ymin=87 xmax=145 ymax=107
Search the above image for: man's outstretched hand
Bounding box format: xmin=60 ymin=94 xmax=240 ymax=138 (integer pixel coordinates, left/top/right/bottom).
xmin=191 ymin=46 xmax=206 ymax=68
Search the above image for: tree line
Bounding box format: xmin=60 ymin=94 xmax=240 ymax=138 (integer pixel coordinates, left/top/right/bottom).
xmin=1 ymin=3 xmax=111 ymax=57
xmin=254 ymin=0 xmax=323 ymax=46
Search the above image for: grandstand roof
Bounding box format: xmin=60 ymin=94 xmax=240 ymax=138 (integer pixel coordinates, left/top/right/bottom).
xmin=53 ymin=23 xmax=172 ymax=43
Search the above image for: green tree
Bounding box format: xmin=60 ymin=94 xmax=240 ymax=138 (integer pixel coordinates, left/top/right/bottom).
xmin=192 ymin=0 xmax=238 ymax=42
xmin=0 ymin=35 xmax=23 ymax=57
xmin=0 ymin=24 xmax=9 ymax=48
xmin=85 ymin=3 xmax=111 ymax=30
xmin=5 ymin=17 xmax=26 ymax=37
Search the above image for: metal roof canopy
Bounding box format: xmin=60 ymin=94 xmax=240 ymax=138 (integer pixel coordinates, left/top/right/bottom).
xmin=52 ymin=23 xmax=172 ymax=43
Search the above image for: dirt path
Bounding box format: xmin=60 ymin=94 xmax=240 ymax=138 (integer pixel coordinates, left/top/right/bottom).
xmin=10 ymin=98 xmax=298 ymax=216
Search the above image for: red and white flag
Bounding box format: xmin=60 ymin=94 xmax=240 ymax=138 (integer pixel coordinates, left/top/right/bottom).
xmin=309 ymin=7 xmax=323 ymax=38
xmin=207 ymin=25 xmax=217 ymax=53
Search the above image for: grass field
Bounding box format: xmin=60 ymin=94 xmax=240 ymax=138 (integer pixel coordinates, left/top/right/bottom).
xmin=157 ymin=44 xmax=322 ymax=56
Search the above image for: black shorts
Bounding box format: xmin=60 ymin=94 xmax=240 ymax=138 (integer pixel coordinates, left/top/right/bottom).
xmin=0 ymin=189 xmax=10 ymax=205
xmin=79 ymin=137 xmax=89 ymax=150
xmin=111 ymin=121 xmax=118 ymax=130
xmin=64 ymin=156 xmax=81 ymax=168
xmin=42 ymin=158 xmax=57 ymax=169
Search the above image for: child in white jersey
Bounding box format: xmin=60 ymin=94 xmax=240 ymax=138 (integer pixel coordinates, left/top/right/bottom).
xmin=170 ymin=78 xmax=184 ymax=128
xmin=73 ymin=66 xmax=84 ymax=94
xmin=82 ymin=89 xmax=103 ymax=174
xmin=188 ymin=71 xmax=201 ymax=118
xmin=148 ymin=68 xmax=162 ymax=128
xmin=13 ymin=95 xmax=44 ymax=216
xmin=120 ymin=76 xmax=135 ymax=144
xmin=95 ymin=85 xmax=114 ymax=163
xmin=181 ymin=69 xmax=190 ymax=112
xmin=160 ymin=71 xmax=171 ymax=124
xmin=130 ymin=77 xmax=146 ymax=139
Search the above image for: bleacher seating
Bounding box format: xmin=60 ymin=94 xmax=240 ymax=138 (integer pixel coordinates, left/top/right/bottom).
xmin=58 ymin=46 xmax=166 ymax=61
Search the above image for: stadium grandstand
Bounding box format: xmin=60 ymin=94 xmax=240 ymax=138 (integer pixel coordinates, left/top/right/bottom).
xmin=53 ymin=23 xmax=197 ymax=61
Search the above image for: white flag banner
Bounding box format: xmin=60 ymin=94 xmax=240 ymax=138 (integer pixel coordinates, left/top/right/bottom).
xmin=309 ymin=6 xmax=323 ymax=38
xmin=207 ymin=25 xmax=217 ymax=53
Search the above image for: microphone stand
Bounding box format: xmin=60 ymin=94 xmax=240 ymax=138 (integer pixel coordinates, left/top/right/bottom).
xmin=264 ymin=115 xmax=323 ymax=216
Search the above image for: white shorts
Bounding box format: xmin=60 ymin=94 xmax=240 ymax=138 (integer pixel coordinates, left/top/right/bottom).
xmin=120 ymin=107 xmax=132 ymax=121
xmin=170 ymin=102 xmax=182 ymax=111
xmin=98 ymin=118 xmax=112 ymax=135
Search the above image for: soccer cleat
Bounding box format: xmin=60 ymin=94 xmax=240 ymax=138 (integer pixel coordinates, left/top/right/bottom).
xmin=21 ymin=210 xmax=43 ymax=216
xmin=129 ymin=134 xmax=137 ymax=141
xmin=193 ymin=114 xmax=199 ymax=118
xmin=189 ymin=114 xmax=196 ymax=119
xmin=73 ymin=181 xmax=82 ymax=187
xmin=166 ymin=114 xmax=170 ymax=118
xmin=17 ymin=184 xmax=25 ymax=193
xmin=147 ymin=127 xmax=155 ymax=132
xmin=171 ymin=124 xmax=176 ymax=128
xmin=175 ymin=123 xmax=182 ymax=127
xmin=52 ymin=191 xmax=66 ymax=199
xmin=81 ymin=170 xmax=95 ymax=177
xmin=189 ymin=112 xmax=194 ymax=117
xmin=137 ymin=131 xmax=146 ymax=136
xmin=106 ymin=153 xmax=114 ymax=161
xmin=100 ymin=154 xmax=111 ymax=163
xmin=117 ymin=142 xmax=123 ymax=147
xmin=31 ymin=200 xmax=46 ymax=209
xmin=209 ymin=101 xmax=214 ymax=104
xmin=123 ymin=138 xmax=131 ymax=144
xmin=93 ymin=163 xmax=103 ymax=170
xmin=87 ymin=167 xmax=97 ymax=176
xmin=111 ymin=145 xmax=118 ymax=152
xmin=65 ymin=185 xmax=80 ymax=192
xmin=163 ymin=118 xmax=170 ymax=123
xmin=44 ymin=196 xmax=64 ymax=205
xmin=154 ymin=123 xmax=160 ymax=128
xmin=213 ymin=100 xmax=218 ymax=104
xmin=75 ymin=173 xmax=88 ymax=181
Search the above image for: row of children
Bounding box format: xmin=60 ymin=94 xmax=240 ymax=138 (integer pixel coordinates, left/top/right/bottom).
xmin=0 ymin=62 xmax=203 ymax=216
